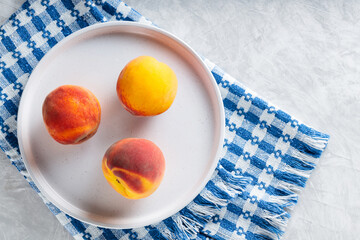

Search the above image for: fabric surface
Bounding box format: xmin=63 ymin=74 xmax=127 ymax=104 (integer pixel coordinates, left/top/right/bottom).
xmin=0 ymin=0 xmax=329 ymax=239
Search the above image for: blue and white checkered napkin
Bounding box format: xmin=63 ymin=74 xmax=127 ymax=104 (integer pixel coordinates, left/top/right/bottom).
xmin=0 ymin=0 xmax=329 ymax=239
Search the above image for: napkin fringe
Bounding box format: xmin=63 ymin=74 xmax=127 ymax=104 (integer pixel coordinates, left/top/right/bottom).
xmin=268 ymin=193 xmax=298 ymax=208
xmin=301 ymin=135 xmax=329 ymax=151
xmin=291 ymin=149 xmax=317 ymax=164
xmin=250 ymin=186 xmax=298 ymax=238
xmin=249 ymin=197 xmax=293 ymax=239
xmin=282 ymin=165 xmax=311 ymax=179
xmin=178 ymin=133 xmax=328 ymax=240
xmin=250 ymin=134 xmax=329 ymax=239
xmin=252 ymin=226 xmax=282 ymax=240
xmin=169 ymin=166 xmax=251 ymax=239
xmin=277 ymin=181 xmax=303 ymax=194
xmin=200 ymin=190 xmax=229 ymax=207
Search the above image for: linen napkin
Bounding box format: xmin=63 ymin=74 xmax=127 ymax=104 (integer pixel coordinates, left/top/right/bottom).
xmin=0 ymin=0 xmax=329 ymax=239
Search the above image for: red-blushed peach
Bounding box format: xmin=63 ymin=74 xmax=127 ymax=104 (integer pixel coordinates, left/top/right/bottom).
xmin=102 ymin=138 xmax=165 ymax=199
xmin=42 ymin=85 xmax=101 ymax=144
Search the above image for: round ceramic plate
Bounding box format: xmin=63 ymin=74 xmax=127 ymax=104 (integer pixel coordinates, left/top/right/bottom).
xmin=17 ymin=22 xmax=224 ymax=229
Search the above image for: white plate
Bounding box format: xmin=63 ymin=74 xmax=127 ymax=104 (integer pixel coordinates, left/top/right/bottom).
xmin=17 ymin=22 xmax=224 ymax=229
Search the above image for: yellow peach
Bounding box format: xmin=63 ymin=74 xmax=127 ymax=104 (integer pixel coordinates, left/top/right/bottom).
xmin=116 ymin=56 xmax=178 ymax=116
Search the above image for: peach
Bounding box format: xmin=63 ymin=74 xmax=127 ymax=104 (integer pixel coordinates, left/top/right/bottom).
xmin=102 ymin=138 xmax=165 ymax=199
xmin=42 ymin=85 xmax=101 ymax=144
xmin=116 ymin=56 xmax=178 ymax=116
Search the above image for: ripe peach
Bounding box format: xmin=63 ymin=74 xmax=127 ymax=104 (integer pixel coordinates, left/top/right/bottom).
xmin=116 ymin=56 xmax=178 ymax=116
xmin=102 ymin=138 xmax=165 ymax=199
xmin=42 ymin=85 xmax=101 ymax=144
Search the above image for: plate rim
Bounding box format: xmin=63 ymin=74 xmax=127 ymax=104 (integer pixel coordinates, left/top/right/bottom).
xmin=17 ymin=21 xmax=225 ymax=229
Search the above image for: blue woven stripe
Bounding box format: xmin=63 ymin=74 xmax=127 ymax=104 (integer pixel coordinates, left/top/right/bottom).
xmin=102 ymin=1 xmax=116 ymax=15
xmin=61 ymin=0 xmax=75 ymax=10
xmin=4 ymin=100 xmax=17 ymax=115
xmin=146 ymin=226 xmax=168 ymax=240
xmin=17 ymin=58 xmax=32 ymax=73
xmin=252 ymin=97 xmax=268 ymax=110
xmin=219 ymin=157 xmax=236 ymax=171
xmin=267 ymin=125 xmax=282 ymax=139
xmin=1 ymin=68 xmax=17 ymax=82
xmin=227 ymin=202 xmax=243 ymax=215
xmin=236 ymin=127 xmax=252 ymax=141
xmin=1 ymin=37 xmax=16 ymax=52
xmin=258 ymin=200 xmax=290 ymax=217
xmin=282 ymin=154 xmax=315 ymax=170
xmin=275 ymin=110 xmax=291 ymax=124
xmin=227 ymin=142 xmax=244 ymax=157
xmin=228 ymin=83 xmax=246 ymax=97
xmin=258 ymin=140 xmax=275 ymax=154
xmin=211 ymin=66 xmax=224 ymax=82
xmin=32 ymin=47 xmax=45 ymax=60
xmin=32 ymin=16 xmax=46 ymax=31
xmin=220 ymin=218 xmax=237 ymax=233
xmin=16 ymin=26 xmax=32 ymax=42
xmin=101 ymin=228 xmax=117 ymax=239
xmin=291 ymin=138 xmax=322 ymax=158
xmin=223 ymin=98 xmax=237 ymax=112
xmin=298 ymin=123 xmax=329 ymax=138
xmin=71 ymin=218 xmax=87 ymax=233
xmin=250 ymin=156 xmax=266 ymax=170
xmin=162 ymin=218 xmax=188 ymax=239
xmin=88 ymin=4 xmax=106 ymax=22
xmin=245 ymin=111 xmax=260 ymax=125
xmin=266 ymin=185 xmax=293 ymax=197
xmin=247 ymin=232 xmax=273 ymax=240
xmin=47 ymin=5 xmax=61 ymax=20
xmin=274 ymin=170 xmax=307 ymax=187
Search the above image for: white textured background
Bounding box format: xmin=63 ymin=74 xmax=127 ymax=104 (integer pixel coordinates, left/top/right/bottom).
xmin=1 ymin=0 xmax=360 ymax=239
